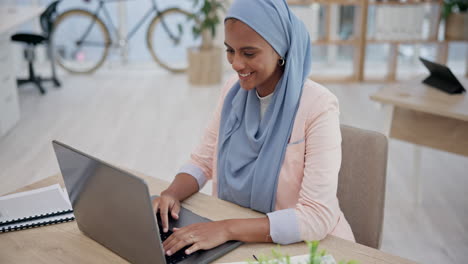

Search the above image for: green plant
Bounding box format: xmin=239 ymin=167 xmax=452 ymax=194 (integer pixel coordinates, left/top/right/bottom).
xmin=247 ymin=240 xmax=358 ymax=264
xmin=188 ymin=0 xmax=226 ymax=47
xmin=442 ymin=0 xmax=468 ymax=19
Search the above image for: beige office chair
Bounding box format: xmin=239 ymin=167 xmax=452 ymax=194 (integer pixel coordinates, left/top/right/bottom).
xmin=338 ymin=125 xmax=388 ymax=249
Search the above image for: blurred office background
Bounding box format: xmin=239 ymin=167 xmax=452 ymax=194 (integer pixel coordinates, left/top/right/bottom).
xmin=0 ymin=0 xmax=467 ymax=263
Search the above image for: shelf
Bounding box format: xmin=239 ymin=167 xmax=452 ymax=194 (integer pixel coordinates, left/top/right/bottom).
xmin=312 ymin=38 xmax=359 ymax=45
xmin=309 ymin=74 xmax=358 ymax=83
xmin=368 ymin=0 xmax=441 ymax=5
xmin=310 ymin=38 xmax=468 ymax=45
xmin=288 ymin=0 xmax=467 ymax=82
xmin=367 ymin=39 xmax=468 ymax=44
xmin=288 ymin=0 xmax=363 ymax=6
xmin=288 ymin=0 xmax=440 ymax=6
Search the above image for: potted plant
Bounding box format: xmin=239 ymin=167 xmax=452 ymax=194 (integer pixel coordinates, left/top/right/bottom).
xmin=247 ymin=241 xmax=358 ymax=264
xmin=187 ymin=0 xmax=226 ymax=85
xmin=442 ymin=0 xmax=468 ymax=40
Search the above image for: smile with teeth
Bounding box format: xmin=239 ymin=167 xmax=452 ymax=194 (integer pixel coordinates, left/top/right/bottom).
xmin=239 ymin=72 xmax=252 ymax=77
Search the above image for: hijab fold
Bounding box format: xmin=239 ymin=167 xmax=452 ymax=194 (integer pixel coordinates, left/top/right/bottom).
xmin=217 ymin=0 xmax=312 ymax=213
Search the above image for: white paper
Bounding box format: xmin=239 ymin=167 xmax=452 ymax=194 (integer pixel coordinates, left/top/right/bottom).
xmin=0 ymin=184 xmax=72 ymax=223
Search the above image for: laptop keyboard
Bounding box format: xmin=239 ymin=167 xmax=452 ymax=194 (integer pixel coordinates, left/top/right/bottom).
xmin=157 ymin=219 xmax=191 ymax=264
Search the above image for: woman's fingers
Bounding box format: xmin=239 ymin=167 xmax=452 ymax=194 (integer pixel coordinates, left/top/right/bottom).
xmin=163 ymin=222 xmax=228 ymax=256
xmin=163 ymin=227 xmax=196 ymax=256
xmin=171 ymin=200 xmax=180 ymax=220
xmin=166 ymin=235 xmax=193 ymax=256
xmin=154 ymin=195 xmax=180 ymax=232
xmin=159 ymin=199 xmax=170 ymax=232
xmin=152 ymin=197 xmax=171 ymax=233
xmin=151 ymin=197 xmax=160 ymax=213
xmin=185 ymin=242 xmax=201 ymax=255
xmin=162 ymin=231 xmax=176 ymax=249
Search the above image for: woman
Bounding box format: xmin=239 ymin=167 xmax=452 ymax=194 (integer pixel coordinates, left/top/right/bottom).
xmin=153 ymin=0 xmax=355 ymax=257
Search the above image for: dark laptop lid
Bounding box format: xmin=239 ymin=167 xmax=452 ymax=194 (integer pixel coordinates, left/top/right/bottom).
xmin=420 ymin=57 xmax=466 ymax=94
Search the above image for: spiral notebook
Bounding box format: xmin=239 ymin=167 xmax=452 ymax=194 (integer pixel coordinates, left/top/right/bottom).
xmin=0 ymin=184 xmax=75 ymax=233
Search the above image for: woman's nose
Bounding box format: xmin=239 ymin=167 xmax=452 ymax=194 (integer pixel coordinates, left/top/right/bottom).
xmin=231 ymin=55 xmax=245 ymax=72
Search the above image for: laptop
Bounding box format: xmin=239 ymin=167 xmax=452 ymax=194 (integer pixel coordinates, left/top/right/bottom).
xmin=52 ymin=140 xmax=242 ymax=264
xmin=419 ymin=57 xmax=466 ymax=94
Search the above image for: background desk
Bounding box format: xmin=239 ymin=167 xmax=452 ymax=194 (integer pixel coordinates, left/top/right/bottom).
xmin=0 ymin=6 xmax=44 ymax=138
xmin=370 ymin=77 xmax=468 ymax=203
xmin=0 ymin=170 xmax=416 ymax=264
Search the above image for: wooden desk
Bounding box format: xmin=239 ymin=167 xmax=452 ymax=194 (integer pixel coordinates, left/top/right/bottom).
xmin=370 ymin=77 xmax=468 ymax=203
xmin=0 ymin=171 xmax=416 ymax=264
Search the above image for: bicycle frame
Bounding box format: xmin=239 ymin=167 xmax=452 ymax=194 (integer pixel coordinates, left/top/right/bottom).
xmin=76 ymin=0 xmax=179 ymax=48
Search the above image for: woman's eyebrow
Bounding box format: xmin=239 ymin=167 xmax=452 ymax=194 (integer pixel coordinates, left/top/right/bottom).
xmin=224 ymin=42 xmax=259 ymax=51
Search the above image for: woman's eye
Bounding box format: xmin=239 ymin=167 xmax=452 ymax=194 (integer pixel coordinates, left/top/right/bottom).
xmin=225 ymin=49 xmax=234 ymax=54
xmin=244 ymin=53 xmax=254 ymax=57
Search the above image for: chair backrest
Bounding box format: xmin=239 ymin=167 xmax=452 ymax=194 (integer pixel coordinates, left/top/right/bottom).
xmin=337 ymin=125 xmax=388 ymax=249
xmin=40 ymin=0 xmax=61 ymax=38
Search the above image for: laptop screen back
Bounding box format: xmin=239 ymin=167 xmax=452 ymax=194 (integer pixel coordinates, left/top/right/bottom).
xmin=52 ymin=141 xmax=166 ymax=264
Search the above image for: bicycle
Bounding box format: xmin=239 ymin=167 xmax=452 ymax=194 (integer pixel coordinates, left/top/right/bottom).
xmin=52 ymin=0 xmax=200 ymax=74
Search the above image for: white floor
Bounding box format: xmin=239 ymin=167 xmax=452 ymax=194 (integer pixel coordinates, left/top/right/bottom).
xmin=1 ymin=63 xmax=467 ymax=264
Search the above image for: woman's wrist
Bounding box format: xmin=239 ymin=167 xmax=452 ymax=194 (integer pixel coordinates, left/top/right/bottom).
xmin=222 ymin=218 xmax=271 ymax=243
xmin=223 ymin=219 xmax=236 ymax=241
xmin=161 ymin=173 xmax=200 ymax=202
xmin=160 ymin=189 xmax=180 ymax=201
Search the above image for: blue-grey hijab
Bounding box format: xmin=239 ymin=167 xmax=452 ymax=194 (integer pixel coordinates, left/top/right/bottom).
xmin=217 ymin=0 xmax=312 ymax=213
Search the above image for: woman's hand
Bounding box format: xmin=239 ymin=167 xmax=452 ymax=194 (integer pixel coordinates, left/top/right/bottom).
xmin=152 ymin=173 xmax=201 ymax=232
xmin=163 ymin=221 xmax=231 ymax=256
xmin=152 ymin=192 xmax=181 ymax=233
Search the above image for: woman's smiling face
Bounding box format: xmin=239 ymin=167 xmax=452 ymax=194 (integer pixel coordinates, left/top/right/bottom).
xmin=224 ymin=19 xmax=283 ymax=97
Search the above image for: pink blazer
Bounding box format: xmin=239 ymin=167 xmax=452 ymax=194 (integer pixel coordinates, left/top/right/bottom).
xmin=180 ymin=75 xmax=355 ymax=243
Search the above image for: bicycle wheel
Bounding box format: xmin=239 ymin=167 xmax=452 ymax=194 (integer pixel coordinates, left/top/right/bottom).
xmin=52 ymin=9 xmax=111 ymax=74
xmin=147 ymin=8 xmax=201 ymax=73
